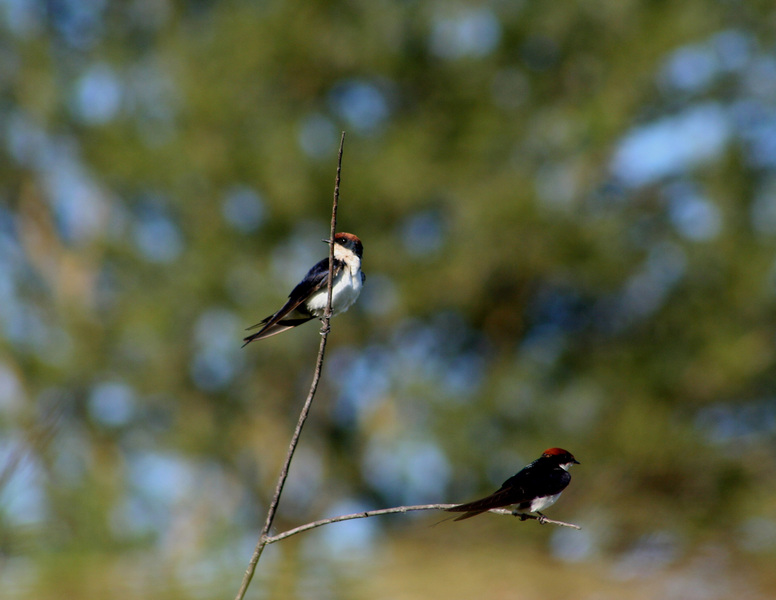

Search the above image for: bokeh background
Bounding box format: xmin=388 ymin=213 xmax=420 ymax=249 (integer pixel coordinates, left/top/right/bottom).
xmin=2 ymin=1 xmax=776 ymax=598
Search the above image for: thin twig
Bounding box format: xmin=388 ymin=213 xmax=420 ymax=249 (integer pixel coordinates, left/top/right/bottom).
xmin=490 ymin=509 xmax=581 ymax=529
xmin=233 ymin=132 xmax=347 ymax=600
xmin=264 ymin=505 xmax=580 ymax=544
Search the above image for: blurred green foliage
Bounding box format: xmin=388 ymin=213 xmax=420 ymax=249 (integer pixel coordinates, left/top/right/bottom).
xmin=1 ymin=0 xmax=776 ymax=598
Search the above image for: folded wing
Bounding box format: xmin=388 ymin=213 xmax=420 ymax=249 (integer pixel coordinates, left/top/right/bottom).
xmin=242 ymin=258 xmax=343 ymax=345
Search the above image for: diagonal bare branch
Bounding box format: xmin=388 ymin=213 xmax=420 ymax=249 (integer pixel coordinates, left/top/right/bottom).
xmin=233 ymin=132 xmax=347 ymax=600
xmin=264 ymin=504 xmax=581 ymax=545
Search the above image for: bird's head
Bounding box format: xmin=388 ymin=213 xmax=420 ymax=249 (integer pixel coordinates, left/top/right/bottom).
xmin=541 ymin=447 xmax=580 ymax=471
xmin=325 ymin=232 xmax=364 ymax=259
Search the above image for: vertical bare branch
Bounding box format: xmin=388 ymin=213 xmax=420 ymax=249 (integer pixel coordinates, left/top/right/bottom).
xmin=233 ymin=132 xmax=346 ymax=600
xmin=325 ymin=133 xmax=345 ymax=324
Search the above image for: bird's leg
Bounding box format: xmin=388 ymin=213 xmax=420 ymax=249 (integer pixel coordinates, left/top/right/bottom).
xmin=511 ymin=510 xmax=531 ymax=521
xmin=536 ymin=512 xmax=547 ymax=524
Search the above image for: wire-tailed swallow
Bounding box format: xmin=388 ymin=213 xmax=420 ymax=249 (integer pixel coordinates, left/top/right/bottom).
xmin=445 ymin=447 xmax=579 ymax=521
xmin=243 ymin=232 xmax=365 ymax=345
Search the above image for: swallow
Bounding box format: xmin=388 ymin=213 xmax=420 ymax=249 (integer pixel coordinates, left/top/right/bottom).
xmin=243 ymin=232 xmax=364 ymax=345
xmin=445 ymin=447 xmax=579 ymax=521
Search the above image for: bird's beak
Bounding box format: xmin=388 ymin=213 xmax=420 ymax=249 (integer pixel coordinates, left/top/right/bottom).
xmin=322 ymin=238 xmax=332 ymax=244
xmin=573 ymin=459 xmax=581 ymax=464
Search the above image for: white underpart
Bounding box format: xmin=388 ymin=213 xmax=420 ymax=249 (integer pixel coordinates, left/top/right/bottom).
xmin=306 ymin=246 xmax=362 ymax=317
xmin=528 ymin=492 xmax=562 ymax=513
xmin=522 ymin=461 xmax=575 ymax=514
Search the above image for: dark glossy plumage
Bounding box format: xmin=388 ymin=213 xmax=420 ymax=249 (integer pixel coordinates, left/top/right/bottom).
xmin=446 ymin=448 xmax=578 ymax=521
xmin=242 ymin=233 xmax=364 ymax=345
xmin=242 ymin=258 xmax=345 ymax=344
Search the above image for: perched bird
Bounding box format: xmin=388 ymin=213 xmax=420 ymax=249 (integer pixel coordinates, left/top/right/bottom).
xmin=243 ymin=232 xmax=364 ymax=345
xmin=445 ymin=448 xmax=579 ymax=522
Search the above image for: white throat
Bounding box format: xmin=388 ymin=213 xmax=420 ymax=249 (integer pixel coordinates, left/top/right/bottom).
xmin=305 ymin=245 xmax=363 ymax=317
xmin=333 ymin=244 xmax=360 ymax=268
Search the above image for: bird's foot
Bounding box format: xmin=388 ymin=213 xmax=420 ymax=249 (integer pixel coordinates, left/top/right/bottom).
xmin=316 ymin=313 xmax=332 ymax=336
xmin=536 ymin=512 xmax=547 ymax=524
xmin=511 ymin=510 xmax=530 ymax=521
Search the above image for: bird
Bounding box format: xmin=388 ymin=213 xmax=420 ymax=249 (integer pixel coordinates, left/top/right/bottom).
xmin=242 ymin=232 xmax=365 ymax=345
xmin=445 ymin=447 xmax=579 ymax=522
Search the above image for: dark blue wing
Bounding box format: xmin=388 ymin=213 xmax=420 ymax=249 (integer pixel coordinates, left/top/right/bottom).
xmin=286 ymin=258 xmax=340 ymax=305
xmin=445 ymin=462 xmax=571 ymax=521
xmin=242 ymin=258 xmax=344 ymax=344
